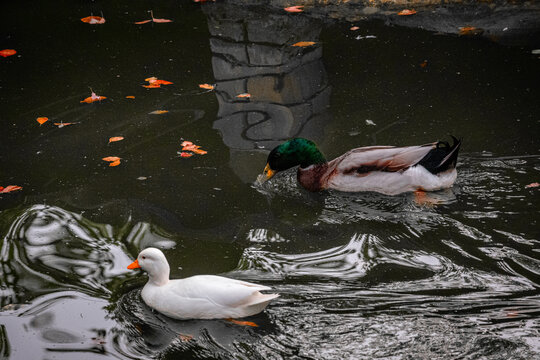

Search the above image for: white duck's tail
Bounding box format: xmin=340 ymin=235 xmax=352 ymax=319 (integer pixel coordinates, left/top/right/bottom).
xmin=241 ymin=292 xmax=279 ymax=317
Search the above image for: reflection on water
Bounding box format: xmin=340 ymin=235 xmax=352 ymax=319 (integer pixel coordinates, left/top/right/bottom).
xmin=205 ymin=3 xmax=331 ymax=182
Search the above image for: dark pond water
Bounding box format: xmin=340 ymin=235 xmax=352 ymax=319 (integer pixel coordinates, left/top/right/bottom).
xmin=1 ymin=1 xmax=539 ymax=359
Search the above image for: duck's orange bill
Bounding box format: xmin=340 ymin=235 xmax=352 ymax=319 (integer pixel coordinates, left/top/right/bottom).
xmin=127 ymin=259 xmax=140 ymax=269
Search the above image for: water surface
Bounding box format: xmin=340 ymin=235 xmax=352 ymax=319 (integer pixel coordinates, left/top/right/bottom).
xmin=1 ymin=1 xmax=539 ymax=359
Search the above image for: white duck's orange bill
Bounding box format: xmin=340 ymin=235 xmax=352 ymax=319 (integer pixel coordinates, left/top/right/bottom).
xmin=127 ymin=259 xmax=140 ymax=269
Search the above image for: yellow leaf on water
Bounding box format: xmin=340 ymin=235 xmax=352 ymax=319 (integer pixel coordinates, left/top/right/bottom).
xmin=236 ymin=93 xmax=251 ymax=98
xmin=149 ymin=110 xmax=169 ymax=114
xmin=102 ymin=156 xmax=120 ymax=162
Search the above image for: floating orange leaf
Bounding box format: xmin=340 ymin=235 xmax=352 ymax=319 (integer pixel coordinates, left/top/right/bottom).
xmin=397 ymin=9 xmax=417 ymax=16
xmin=199 ymin=83 xmax=215 ymax=90
xmin=420 ymin=60 xmax=428 ymax=68
xmin=179 ymin=140 xmax=207 ymax=157
xmin=135 ymin=10 xmax=172 ymax=24
xmin=109 ymin=136 xmax=124 ymax=144
xmin=54 ymin=122 xmax=78 ymax=128
xmin=525 ymin=182 xmax=539 ymax=188
xmin=149 ymin=110 xmax=169 ymax=115
xmin=81 ymin=89 xmax=106 ymax=104
xmin=459 ymin=26 xmax=483 ymax=35
xmin=292 ymin=41 xmax=316 ymax=47
xmin=226 ymin=318 xmax=258 ymax=327
xmin=0 ymin=49 xmax=16 ymax=57
xmin=125 ymin=95 xmax=135 ymax=99
xmin=284 ymin=5 xmax=303 ymax=13
xmin=350 ymin=26 xmax=359 ymax=31
xmin=102 ymin=156 xmax=121 ymax=167
xmin=143 ymin=77 xmax=173 ymax=88
xmin=0 ymin=185 xmax=22 ymax=194
xmin=191 ymin=148 xmax=208 ymax=155
xmin=81 ymin=15 xmax=106 ymax=24
xmin=236 ymin=93 xmax=251 ymax=98
xmin=36 ymin=117 xmax=49 ymax=125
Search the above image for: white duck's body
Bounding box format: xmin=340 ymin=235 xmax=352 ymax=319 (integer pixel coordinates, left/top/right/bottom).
xmin=128 ymin=248 xmax=278 ymax=320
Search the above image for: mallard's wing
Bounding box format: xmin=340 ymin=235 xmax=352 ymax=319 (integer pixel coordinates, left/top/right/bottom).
xmin=333 ymin=143 xmax=437 ymax=174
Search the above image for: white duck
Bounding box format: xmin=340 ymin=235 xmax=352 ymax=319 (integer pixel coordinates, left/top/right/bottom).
xmin=127 ymin=247 xmax=279 ymax=320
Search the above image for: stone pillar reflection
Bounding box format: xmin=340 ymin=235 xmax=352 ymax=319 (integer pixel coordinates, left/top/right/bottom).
xmin=203 ymin=4 xmax=331 ymax=182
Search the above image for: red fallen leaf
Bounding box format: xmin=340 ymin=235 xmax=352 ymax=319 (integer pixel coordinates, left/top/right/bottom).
xmin=149 ymin=110 xmax=169 ymax=114
xmin=81 ymin=89 xmax=106 ymax=103
xmin=143 ymin=77 xmax=173 ymax=88
xmin=0 ymin=49 xmax=17 ymax=57
xmin=398 ymin=9 xmax=417 ymax=16
xmin=54 ymin=122 xmax=78 ymax=128
xmin=134 ymin=19 xmax=152 ymax=25
xmin=284 ymin=5 xmax=303 ymax=13
xmin=102 ymin=156 xmax=121 ymax=167
xmin=135 ymin=10 xmax=172 ymax=24
xmin=226 ymin=318 xmax=258 ymax=327
xmin=236 ymin=93 xmax=251 ymax=98
xmin=102 ymin=156 xmax=121 ymax=162
xmin=125 ymin=95 xmax=135 ymax=99
xmin=109 ymin=136 xmax=124 ymax=143
xmin=36 ymin=117 xmax=49 ymax=125
xmin=459 ymin=26 xmax=483 ymax=36
xmin=525 ymin=182 xmax=540 ymax=188
xmin=182 ymin=144 xmax=199 ymax=151
xmin=145 ymin=77 xmax=173 ymax=85
xmin=191 ymin=148 xmax=208 ymax=155
xmin=153 ymin=17 xmax=172 ymax=23
xmin=199 ymin=83 xmax=215 ymax=90
xmin=0 ymin=185 xmax=23 ymax=194
xmin=292 ymin=41 xmax=316 ymax=47
xmin=181 ymin=141 xmax=208 ymax=155
xmin=350 ymin=26 xmax=360 ymax=31
xmin=179 ymin=152 xmax=193 ymax=158
xmin=81 ymin=15 xmax=106 ymax=24
xmin=154 ymin=80 xmax=173 ymax=85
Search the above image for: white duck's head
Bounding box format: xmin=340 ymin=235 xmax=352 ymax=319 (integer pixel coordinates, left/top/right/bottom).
xmin=127 ymin=247 xmax=170 ymax=286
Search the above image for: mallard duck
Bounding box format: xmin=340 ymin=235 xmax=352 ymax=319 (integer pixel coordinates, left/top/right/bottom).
xmin=127 ymin=248 xmax=278 ymax=320
xmin=257 ymin=137 xmax=461 ymax=195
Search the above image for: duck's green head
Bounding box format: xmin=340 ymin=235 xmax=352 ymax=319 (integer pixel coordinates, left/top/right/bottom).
xmin=258 ymin=138 xmax=326 ymax=183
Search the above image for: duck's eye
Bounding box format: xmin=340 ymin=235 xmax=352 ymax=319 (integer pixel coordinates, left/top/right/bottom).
xmin=141 ymin=256 xmax=146 ymax=260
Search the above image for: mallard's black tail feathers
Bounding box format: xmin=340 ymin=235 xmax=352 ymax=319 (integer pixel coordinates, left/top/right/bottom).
xmin=417 ymin=136 xmax=461 ymax=174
